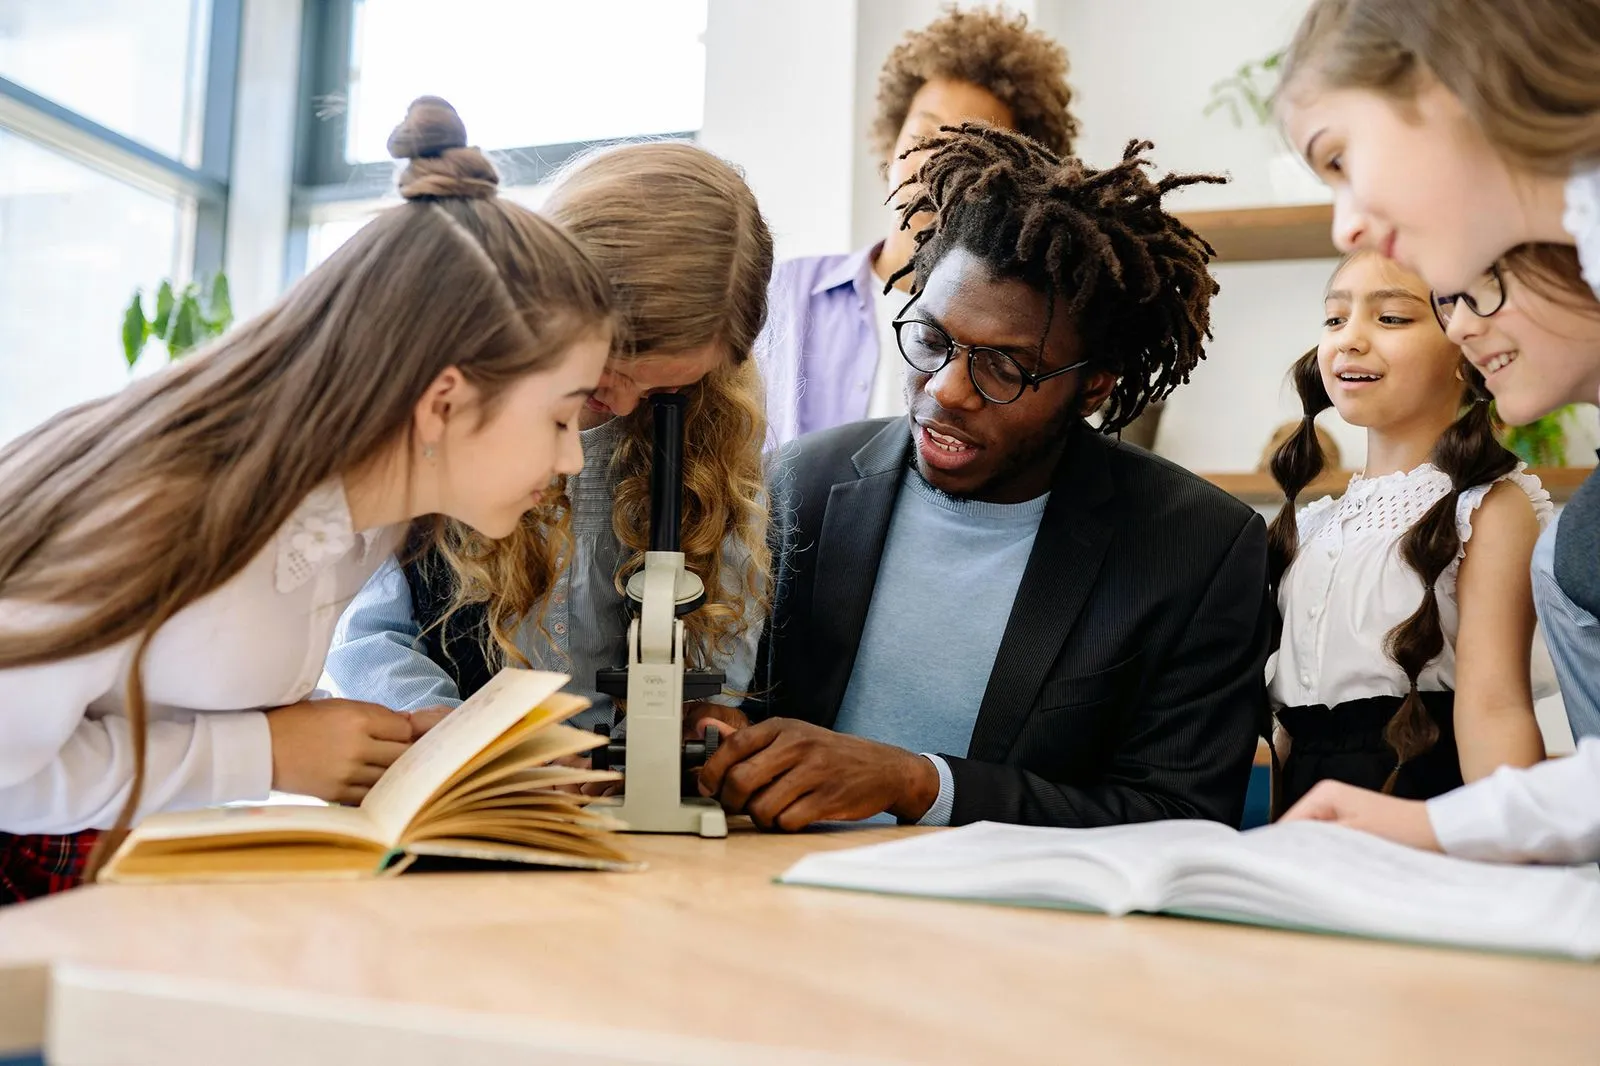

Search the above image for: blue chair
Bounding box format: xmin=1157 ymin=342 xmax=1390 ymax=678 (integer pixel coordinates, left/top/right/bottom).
xmin=1239 ymin=764 xmax=1272 ymax=830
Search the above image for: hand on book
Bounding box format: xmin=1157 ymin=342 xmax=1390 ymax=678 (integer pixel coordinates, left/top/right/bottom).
xmin=696 ymin=718 xmax=939 ymax=831
xmin=265 ymin=699 xmax=420 ymax=805
xmin=407 ymin=706 xmax=452 ymax=738
xmin=1280 ymin=780 xmax=1442 ymax=852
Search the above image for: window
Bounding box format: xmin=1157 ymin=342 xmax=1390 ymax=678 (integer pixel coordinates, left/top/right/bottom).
xmin=0 ymin=132 xmax=193 ymax=443
xmin=344 ymin=0 xmax=707 ymax=162
xmin=0 ymin=0 xmax=212 ymax=165
xmin=0 ymin=0 xmax=237 ymax=444
xmin=303 ymin=183 xmax=552 ymax=275
xmin=293 ymin=0 xmax=703 ymax=277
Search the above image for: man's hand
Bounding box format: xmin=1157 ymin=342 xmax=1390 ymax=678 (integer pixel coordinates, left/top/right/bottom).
xmin=696 ymin=718 xmax=940 ymax=831
xmin=1280 ymin=780 xmax=1443 ymax=852
xmin=265 ymin=699 xmax=417 ymax=805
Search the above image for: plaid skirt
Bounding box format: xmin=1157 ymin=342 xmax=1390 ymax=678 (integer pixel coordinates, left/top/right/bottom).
xmin=0 ymin=831 xmax=100 ymax=904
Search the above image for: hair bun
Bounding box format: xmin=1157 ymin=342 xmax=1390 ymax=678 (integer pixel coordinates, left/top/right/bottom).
xmin=387 ymin=96 xmax=500 ymax=202
xmin=387 ymin=96 xmax=467 ymax=158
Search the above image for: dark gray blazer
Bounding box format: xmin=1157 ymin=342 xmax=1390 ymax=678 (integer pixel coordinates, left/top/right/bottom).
xmin=749 ymin=418 xmax=1272 ymax=829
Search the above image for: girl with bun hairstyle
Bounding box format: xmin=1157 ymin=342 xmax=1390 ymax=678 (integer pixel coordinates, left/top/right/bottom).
xmin=326 ymin=140 xmax=774 ymax=747
xmin=0 ymin=96 xmax=613 ymax=902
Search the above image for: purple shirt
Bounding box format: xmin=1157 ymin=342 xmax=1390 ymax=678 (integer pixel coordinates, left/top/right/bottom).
xmin=758 ymin=243 xmax=885 ymax=446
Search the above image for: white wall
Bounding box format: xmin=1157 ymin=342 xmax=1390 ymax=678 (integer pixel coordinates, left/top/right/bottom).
xmin=224 ymin=0 xmax=302 ymax=321
xmin=699 ymin=0 xmax=859 ymax=260
xmin=702 ymin=0 xmax=1042 ymax=262
xmin=1039 ymin=0 xmax=1314 ymax=211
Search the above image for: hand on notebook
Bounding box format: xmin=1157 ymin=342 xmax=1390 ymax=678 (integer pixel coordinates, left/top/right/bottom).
xmin=1280 ymin=780 xmax=1442 ymax=852
xmin=265 ymin=699 xmax=418 ymax=805
xmin=696 ymin=718 xmax=939 ymax=830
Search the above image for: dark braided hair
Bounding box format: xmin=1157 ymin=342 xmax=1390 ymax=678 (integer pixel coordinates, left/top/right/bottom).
xmin=1266 ymin=348 xmax=1335 ymax=588
xmin=1267 ymin=266 xmax=1519 ymax=789
xmin=886 ymin=123 xmax=1225 ymax=433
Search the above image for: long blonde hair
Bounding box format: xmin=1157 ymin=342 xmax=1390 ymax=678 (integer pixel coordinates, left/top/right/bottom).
xmin=439 ymin=143 xmax=774 ymax=672
xmin=0 ymin=96 xmax=612 ymax=867
xmin=1279 ymin=0 xmax=1600 ymax=173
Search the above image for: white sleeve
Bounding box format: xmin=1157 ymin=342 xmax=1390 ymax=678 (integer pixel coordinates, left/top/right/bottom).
xmin=1426 ymin=737 xmax=1600 ymax=864
xmin=1562 ymin=166 xmax=1600 ymax=300
xmin=0 ymin=643 xmax=272 ymax=835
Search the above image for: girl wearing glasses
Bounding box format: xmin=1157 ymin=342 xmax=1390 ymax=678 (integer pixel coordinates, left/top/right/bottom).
xmin=1439 ymin=248 xmax=1600 ymax=748
xmin=1266 ymin=251 xmax=1552 ymax=815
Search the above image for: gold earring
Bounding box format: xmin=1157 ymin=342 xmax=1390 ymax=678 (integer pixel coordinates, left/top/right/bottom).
xmin=1455 ymin=366 xmax=1466 ymax=383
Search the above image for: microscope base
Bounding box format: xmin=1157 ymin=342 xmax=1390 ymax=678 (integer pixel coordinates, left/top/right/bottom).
xmin=595 ymin=796 xmax=728 ymax=839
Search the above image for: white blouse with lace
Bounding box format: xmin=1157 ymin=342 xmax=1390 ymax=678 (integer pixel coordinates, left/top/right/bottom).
xmin=1269 ymin=464 xmax=1555 ymax=710
xmin=0 ymin=482 xmax=403 ymax=835
xmin=1565 ymin=165 xmax=1600 ymax=301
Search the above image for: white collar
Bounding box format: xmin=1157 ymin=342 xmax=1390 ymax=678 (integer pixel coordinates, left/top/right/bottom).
xmin=274 ymin=480 xmax=375 ymax=593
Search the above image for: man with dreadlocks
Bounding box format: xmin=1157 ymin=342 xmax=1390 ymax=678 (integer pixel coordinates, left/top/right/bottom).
xmin=696 ymin=124 xmax=1273 ymax=831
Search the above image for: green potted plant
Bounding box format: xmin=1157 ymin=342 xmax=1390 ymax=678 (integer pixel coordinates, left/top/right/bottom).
xmin=1202 ymin=50 xmax=1283 ymax=128
xmin=1498 ymin=406 xmax=1574 ymax=468
xmin=1202 ymin=48 xmax=1328 ymax=204
xmin=121 ymin=273 xmax=233 ymax=369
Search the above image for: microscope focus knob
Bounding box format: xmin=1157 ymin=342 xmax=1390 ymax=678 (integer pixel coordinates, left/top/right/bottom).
xmin=702 ymin=723 xmax=721 ymax=761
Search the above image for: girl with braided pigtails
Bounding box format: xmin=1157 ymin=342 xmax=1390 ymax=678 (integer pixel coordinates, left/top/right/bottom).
xmin=1267 ymin=251 xmax=1552 ymax=815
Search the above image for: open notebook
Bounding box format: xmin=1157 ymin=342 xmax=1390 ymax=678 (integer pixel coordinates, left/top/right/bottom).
xmin=780 ymin=820 xmax=1600 ymax=960
xmin=101 ymin=669 xmax=633 ymax=883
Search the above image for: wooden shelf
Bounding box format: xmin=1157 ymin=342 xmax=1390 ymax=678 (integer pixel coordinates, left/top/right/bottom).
xmin=1204 ymin=467 xmax=1591 ymax=505
xmin=1177 ymin=204 xmax=1336 ymax=263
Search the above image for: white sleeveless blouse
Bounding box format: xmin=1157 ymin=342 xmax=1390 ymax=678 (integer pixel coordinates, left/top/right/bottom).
xmin=1269 ymin=464 xmax=1554 ymax=709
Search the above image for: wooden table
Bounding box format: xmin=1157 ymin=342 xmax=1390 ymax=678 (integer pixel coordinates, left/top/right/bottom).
xmin=2 ymin=825 xmax=1598 ymax=1065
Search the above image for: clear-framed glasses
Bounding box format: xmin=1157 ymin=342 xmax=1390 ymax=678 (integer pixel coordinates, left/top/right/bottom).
xmin=892 ymin=294 xmax=1088 ymax=405
xmin=1431 ymin=263 xmax=1506 ymax=331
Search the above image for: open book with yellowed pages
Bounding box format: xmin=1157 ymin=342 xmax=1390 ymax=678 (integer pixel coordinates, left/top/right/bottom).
xmin=101 ymin=669 xmax=634 ymax=883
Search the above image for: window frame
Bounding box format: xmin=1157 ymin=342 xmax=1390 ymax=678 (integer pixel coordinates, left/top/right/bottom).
xmin=288 ymin=0 xmax=699 ymax=277
xmin=0 ymin=0 xmax=244 ymax=281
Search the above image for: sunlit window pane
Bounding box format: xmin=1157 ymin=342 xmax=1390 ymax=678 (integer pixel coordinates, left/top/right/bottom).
xmin=344 ymin=0 xmax=706 ymax=163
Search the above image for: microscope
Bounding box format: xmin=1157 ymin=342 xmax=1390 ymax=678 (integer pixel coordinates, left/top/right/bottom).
xmin=589 ymin=393 xmax=729 ymax=838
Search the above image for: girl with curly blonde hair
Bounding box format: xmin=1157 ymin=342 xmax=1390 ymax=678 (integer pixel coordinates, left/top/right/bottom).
xmin=326 ymin=142 xmax=773 ymax=736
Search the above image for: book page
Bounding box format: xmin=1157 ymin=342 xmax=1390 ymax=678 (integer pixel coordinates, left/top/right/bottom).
xmin=431 ymin=723 xmax=610 ymax=810
xmin=780 ymin=820 xmax=1236 ymax=914
xmin=430 ymin=699 xmax=600 ymax=804
xmin=115 ymin=803 xmax=386 ymax=846
xmin=1171 ymin=822 xmax=1600 ymax=959
xmin=359 ymin=669 xmax=575 ymax=843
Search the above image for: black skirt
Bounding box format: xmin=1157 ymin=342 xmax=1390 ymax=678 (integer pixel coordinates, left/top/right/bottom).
xmin=1276 ymin=692 xmax=1461 ymax=813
